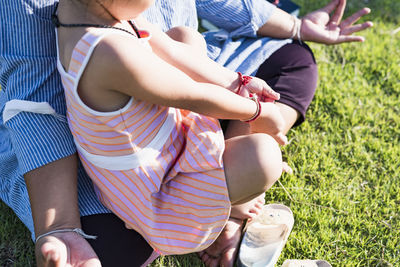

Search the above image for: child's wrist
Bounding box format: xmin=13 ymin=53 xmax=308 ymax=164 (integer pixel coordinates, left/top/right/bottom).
xmin=229 ymin=72 xmax=241 ymax=93
xmin=236 ymin=72 xmax=252 ymax=95
xmin=241 ymin=95 xmax=261 ymax=123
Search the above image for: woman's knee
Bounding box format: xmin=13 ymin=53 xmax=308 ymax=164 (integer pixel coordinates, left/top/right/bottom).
xmin=255 ymin=41 xmax=318 ymax=128
xmin=166 ymin=26 xmax=207 ymax=52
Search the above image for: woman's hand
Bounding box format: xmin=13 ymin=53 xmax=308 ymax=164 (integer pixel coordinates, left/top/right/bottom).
xmin=237 ymin=76 xmax=280 ymax=102
xmin=301 ymin=0 xmax=373 ymax=44
xmin=250 ymin=102 xmax=288 ymax=146
xmin=36 ymin=232 xmax=101 ymax=267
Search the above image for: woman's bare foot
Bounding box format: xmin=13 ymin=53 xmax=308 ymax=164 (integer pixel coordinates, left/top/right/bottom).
xmin=230 ymin=193 xmax=265 ymax=220
xmin=199 ymin=217 xmax=243 ymax=267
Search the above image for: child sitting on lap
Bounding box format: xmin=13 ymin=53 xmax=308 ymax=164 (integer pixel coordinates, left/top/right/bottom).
xmin=55 ymin=0 xmax=287 ymax=259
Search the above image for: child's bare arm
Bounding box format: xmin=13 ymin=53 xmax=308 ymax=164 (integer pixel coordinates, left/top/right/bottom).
xmin=135 ymin=16 xmax=241 ymax=92
xmin=83 ymin=34 xmax=286 ymax=144
xmin=136 ymin=17 xmax=280 ymax=104
xmin=92 ymin=34 xmax=254 ymax=119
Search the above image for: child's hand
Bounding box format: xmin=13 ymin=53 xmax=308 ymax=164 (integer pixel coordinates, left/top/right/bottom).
xmin=238 ymin=76 xmax=280 ymax=102
xmin=249 ymin=102 xmax=288 ymax=146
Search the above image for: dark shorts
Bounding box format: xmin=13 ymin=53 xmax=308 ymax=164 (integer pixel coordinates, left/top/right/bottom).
xmin=255 ymin=40 xmax=318 ymax=126
xmin=81 ymin=214 xmax=154 ymax=267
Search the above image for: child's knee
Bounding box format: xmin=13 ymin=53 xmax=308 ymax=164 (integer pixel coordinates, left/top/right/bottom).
xmin=166 ymin=26 xmax=207 ymax=52
xmin=250 ymin=134 xmax=283 ymax=191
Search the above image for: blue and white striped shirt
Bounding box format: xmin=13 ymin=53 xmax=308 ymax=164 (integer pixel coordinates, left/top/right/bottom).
xmin=0 ymin=0 xmax=290 ymax=239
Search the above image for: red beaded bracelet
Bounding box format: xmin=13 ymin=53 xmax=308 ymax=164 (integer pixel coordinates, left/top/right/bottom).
xmin=236 ymin=72 xmax=252 ymax=95
xmin=241 ymin=95 xmax=262 ymax=123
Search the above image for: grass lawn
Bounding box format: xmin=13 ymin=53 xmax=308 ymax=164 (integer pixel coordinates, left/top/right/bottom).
xmin=1 ymin=0 xmax=399 ymax=266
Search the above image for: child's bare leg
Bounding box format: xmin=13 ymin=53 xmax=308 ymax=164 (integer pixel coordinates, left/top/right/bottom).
xmin=224 ymin=133 xmax=282 ymax=204
xmin=230 ymin=192 xmax=265 ymax=220
xmin=166 ymin=26 xmax=207 ymax=54
xmin=224 ymin=120 xmax=251 ymax=139
xmin=198 ymin=217 xmax=242 ymax=267
xmin=225 ymin=120 xmax=293 ymax=174
xmin=202 ymin=133 xmax=282 ymax=267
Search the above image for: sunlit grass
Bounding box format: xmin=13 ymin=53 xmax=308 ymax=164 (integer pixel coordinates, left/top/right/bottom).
xmin=1 ymin=0 xmax=399 ymax=266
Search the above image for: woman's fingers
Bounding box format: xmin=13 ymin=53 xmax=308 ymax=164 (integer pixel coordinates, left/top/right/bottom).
xmin=42 ymin=245 xmax=58 ymax=267
xmin=340 ymin=7 xmax=371 ymax=28
xmin=340 ymin=21 xmax=373 ymax=36
xmin=37 ymin=233 xmax=100 ymax=267
xmin=320 ymin=0 xmax=341 ymax=14
xmin=337 ymin=35 xmax=365 ymax=43
xmin=81 ymin=257 xmax=102 ymax=267
xmin=40 ymin=239 xmax=65 ymax=267
xmin=329 ymin=0 xmax=346 ymax=26
xmin=336 ymin=20 xmax=373 ymax=44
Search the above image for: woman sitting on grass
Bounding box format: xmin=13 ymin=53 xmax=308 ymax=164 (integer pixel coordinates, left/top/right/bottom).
xmin=0 ymin=0 xmax=373 ymax=266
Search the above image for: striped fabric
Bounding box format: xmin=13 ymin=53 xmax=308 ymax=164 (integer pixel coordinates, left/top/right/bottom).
xmin=57 ymin=29 xmax=230 ymax=255
xmin=1 ymin=0 xmax=286 ymax=240
xmin=0 ymin=0 xmax=110 ymax=240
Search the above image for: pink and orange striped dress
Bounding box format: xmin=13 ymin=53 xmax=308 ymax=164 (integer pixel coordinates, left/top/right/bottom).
xmin=56 ymin=28 xmax=230 ymax=255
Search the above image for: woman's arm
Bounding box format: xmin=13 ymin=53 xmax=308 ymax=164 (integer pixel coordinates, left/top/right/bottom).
xmin=196 ymin=0 xmax=276 ymax=37
xmin=257 ymin=0 xmax=373 ymax=44
xmin=25 ymin=154 xmax=80 ymax=239
xmin=26 ymin=154 xmax=100 ymax=266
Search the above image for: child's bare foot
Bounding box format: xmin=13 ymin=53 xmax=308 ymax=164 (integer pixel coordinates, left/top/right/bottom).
xmin=198 ymin=217 xmax=243 ymax=267
xmin=282 ymin=161 xmax=293 ymax=174
xmin=230 ymin=193 xmax=265 ymax=220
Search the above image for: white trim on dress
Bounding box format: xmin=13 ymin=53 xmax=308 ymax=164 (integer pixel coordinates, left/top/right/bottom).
xmin=76 ymin=108 xmax=177 ymax=170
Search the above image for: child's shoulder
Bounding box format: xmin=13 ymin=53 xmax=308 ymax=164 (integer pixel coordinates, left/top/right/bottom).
xmin=75 ymin=28 xmax=156 ymax=102
xmin=82 ymin=29 xmax=151 ymax=77
xmin=89 ymin=29 xmax=145 ymax=59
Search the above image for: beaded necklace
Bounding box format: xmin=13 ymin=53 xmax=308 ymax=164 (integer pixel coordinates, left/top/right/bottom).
xmin=52 ymin=2 xmax=142 ymax=38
